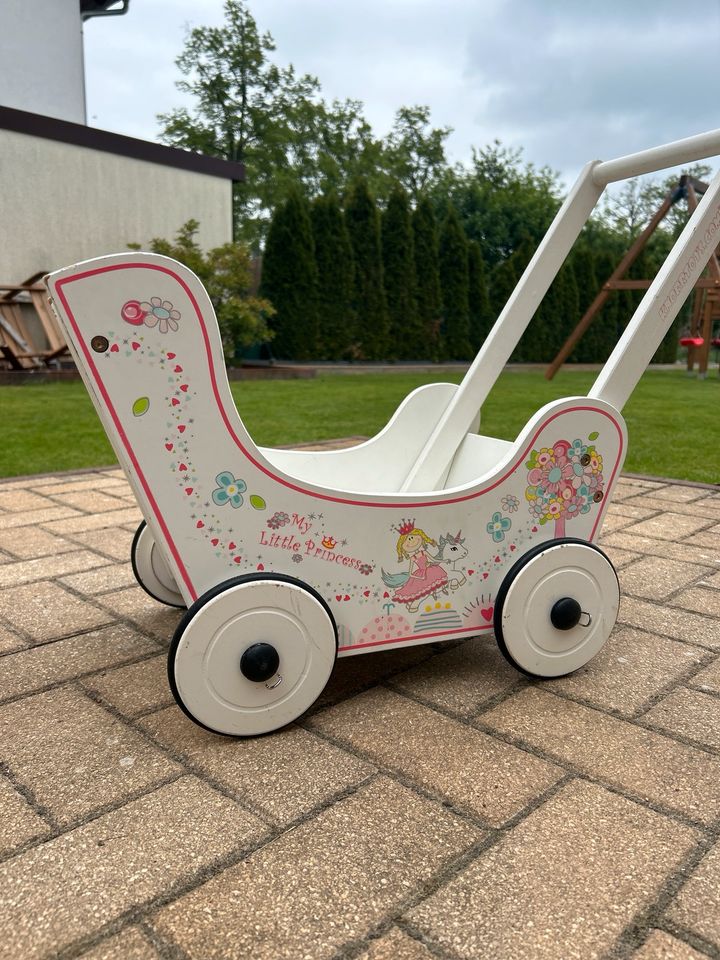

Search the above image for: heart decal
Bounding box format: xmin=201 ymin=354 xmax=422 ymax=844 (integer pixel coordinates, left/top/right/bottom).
xmin=131 ymin=341 xmax=141 ymax=351
xmin=196 ymin=520 xmax=204 ymax=529
xmin=174 ymin=364 xmax=182 ymax=373
xmin=257 ymin=563 xmax=265 ymax=571
xmin=234 ymin=556 xmax=242 ymax=564
xmin=336 ymin=595 xmax=342 ymax=601
xmin=482 ymin=572 xmax=489 ymax=579
xmin=179 ymin=463 xmax=187 ymax=471
xmin=510 ymin=544 xmax=516 ymax=551
xmin=363 ymin=590 xmax=370 ymax=597
xmin=228 ymin=541 xmax=236 ymax=550
xmin=110 ymin=343 xmax=119 ymax=353
xmin=383 ymin=591 xmax=390 ymax=598
xmin=494 ymin=556 xmax=501 ymax=563
xmin=211 ymin=538 xmax=219 ymax=546
xmin=171 ymin=398 xmax=180 ymax=406
xmin=167 ymin=352 xmax=176 ymax=359
xmin=165 ymin=443 xmax=173 ymax=451
xmin=178 ymin=425 xmax=186 ymax=433
xmin=185 ymin=487 xmax=193 ymax=496
xmin=481 ymin=606 xmax=494 ymax=622
xmin=180 ymin=384 xmax=189 ymax=393
xmin=344 ymin=595 xmax=350 ymax=601
xmin=467 ymin=569 xmax=475 ymax=576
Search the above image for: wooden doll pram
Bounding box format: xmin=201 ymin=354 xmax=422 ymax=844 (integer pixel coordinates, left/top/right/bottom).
xmin=45 ymin=127 xmax=720 ymax=736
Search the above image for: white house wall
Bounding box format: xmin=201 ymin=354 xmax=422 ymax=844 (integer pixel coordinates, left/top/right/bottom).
xmin=1 ymin=130 xmax=233 ymax=283
xmin=1 ymin=0 xmax=86 ymax=124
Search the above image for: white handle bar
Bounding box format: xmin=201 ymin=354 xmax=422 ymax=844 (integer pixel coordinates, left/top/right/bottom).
xmin=400 ymin=128 xmax=720 ymax=493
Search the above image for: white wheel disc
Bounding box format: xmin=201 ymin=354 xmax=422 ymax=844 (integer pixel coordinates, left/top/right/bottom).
xmin=171 ymin=578 xmax=337 ymax=736
xmin=497 ymin=542 xmax=619 ymax=677
xmin=132 ymin=523 xmax=185 ymax=608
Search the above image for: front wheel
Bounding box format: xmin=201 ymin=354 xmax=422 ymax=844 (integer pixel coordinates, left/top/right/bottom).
xmin=493 ymin=538 xmax=619 ymax=678
xmin=168 ymin=573 xmax=338 ymax=737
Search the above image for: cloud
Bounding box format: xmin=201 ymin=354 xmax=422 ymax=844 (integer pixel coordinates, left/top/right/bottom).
xmin=83 ymin=0 xmax=720 ymax=186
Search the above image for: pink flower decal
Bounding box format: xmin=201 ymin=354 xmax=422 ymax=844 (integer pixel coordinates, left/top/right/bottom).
xmin=140 ymin=297 xmax=181 ymax=334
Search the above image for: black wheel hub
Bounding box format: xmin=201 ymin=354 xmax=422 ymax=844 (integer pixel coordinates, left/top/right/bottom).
xmin=240 ymin=642 xmax=280 ymax=683
xmin=550 ymin=597 xmax=582 ymax=631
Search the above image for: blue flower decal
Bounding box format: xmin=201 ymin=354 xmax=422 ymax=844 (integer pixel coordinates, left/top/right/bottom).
xmin=487 ymin=511 xmax=512 ymax=543
xmin=212 ymin=471 xmax=246 ymax=509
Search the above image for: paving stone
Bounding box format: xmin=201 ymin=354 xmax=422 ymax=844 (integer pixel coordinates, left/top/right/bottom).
xmin=643 ymin=687 xmax=720 ymax=751
xmin=687 ymin=656 xmax=720 ymax=694
xmin=308 ymin=687 xmax=563 ymax=826
xmin=387 ymin=636 xmax=521 ymax=716
xmin=0 ymin=623 xmax=24 ymax=655
xmin=617 ymin=597 xmax=720 ymax=650
xmin=152 ymin=777 xmax=481 ymax=960
xmin=141 ymin=707 xmax=375 ymax=825
xmin=622 ymin=512 xmax=712 ymax=542
xmin=597 ymin=545 xmax=641 ymax=569
xmin=0 ymin=686 xmax=182 ymax=827
xmin=666 ymin=841 xmax=720 ymax=948
xmin=631 ymin=930 xmax=708 ymax=959
xmin=482 ymin=688 xmax=720 ymax=824
xmin=623 ymin=496 xmax=720 ymax=522
xmin=59 ymin=562 xmax=137 ymax=596
xmin=0 ymin=475 xmax=66 ymax=489
xmin=358 ymin=928 xmax=434 ymax=959
xmin=51 ymin=490 xmax=131 ymax=513
xmin=0 ymin=776 xmax=268 ymax=960
xmin=33 ymin=477 xmax=129 ymax=496
xmin=0 ymin=624 xmax=158 ymax=703
xmin=602 ymin=530 xmax=720 ymax=568
xmin=638 ymin=484 xmax=709 ymax=504
xmin=0 ymin=489 xmax=54 ymax=513
xmin=301 ymin=644 xmax=433 ymax=712
xmin=0 ymin=777 xmax=51 ymax=857
xmin=671 ymin=586 xmax=720 ymax=619
xmin=96 ymin=588 xmax=183 ymax=643
xmin=0 ymin=526 xmax=76 ymax=559
xmin=42 ymin=508 xmax=142 ymax=535
xmin=609 ymin=501 xmax=661 ymax=518
xmin=614 ymin=480 xmax=667 ymax=499
xmin=0 ymin=581 xmax=115 ymax=643
xmin=0 ymin=506 xmax=81 ymax=530
xmin=545 ymin=627 xmax=706 ymax=717
xmin=65 ymin=527 xmax=135 ymax=561
xmin=82 ymin=655 xmax=173 ymax=717
xmin=600 ymin=512 xmax=638 ymax=534
xmin=0 ymin=550 xmax=112 ymax=589
xmin=699 ymin=569 xmax=720 ymax=589
xmin=619 ymin=556 xmax=712 ymax=602
xmin=78 ymin=926 xmax=161 ymax=960
xmin=407 ymin=779 xmax=700 ymax=960
xmin=691 ymin=525 xmax=720 ymax=550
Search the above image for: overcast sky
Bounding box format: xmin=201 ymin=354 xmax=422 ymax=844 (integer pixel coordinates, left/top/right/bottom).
xmin=84 ymin=0 xmax=720 ymax=187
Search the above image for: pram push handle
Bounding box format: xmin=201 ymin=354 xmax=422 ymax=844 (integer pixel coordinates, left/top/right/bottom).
xmin=400 ymin=127 xmax=720 ymax=494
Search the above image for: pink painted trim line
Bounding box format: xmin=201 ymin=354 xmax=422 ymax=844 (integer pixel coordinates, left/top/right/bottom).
xmin=343 ymin=623 xmax=492 ymax=652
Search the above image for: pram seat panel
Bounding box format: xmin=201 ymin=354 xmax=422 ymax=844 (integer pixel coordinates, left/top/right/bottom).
xmin=259 ymin=381 xmax=461 ymax=492
xmin=47 ymin=254 xmax=627 ymax=657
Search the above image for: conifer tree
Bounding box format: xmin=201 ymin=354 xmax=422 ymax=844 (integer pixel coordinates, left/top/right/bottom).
xmin=260 ymin=189 xmax=318 ymax=359
xmin=311 ymin=194 xmax=354 ymax=359
xmin=412 ymin=196 xmax=442 ymax=358
xmin=438 ymin=205 xmax=472 ymax=360
xmin=344 ymin=178 xmax=388 ymax=359
xmin=382 ymin=185 xmax=421 ymax=358
xmin=467 ymin=240 xmax=492 ymax=350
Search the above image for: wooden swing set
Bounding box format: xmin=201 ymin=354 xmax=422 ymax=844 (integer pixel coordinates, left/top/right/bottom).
xmin=546 ymin=174 xmax=720 ymax=379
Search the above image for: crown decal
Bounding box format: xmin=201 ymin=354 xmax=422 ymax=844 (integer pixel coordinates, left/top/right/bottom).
xmin=396 ymin=518 xmax=416 ymax=535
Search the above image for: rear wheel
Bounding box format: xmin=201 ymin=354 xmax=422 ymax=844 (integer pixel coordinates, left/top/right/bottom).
xmin=131 ymin=521 xmax=185 ymax=608
xmin=494 ymin=538 xmax=619 ymax=678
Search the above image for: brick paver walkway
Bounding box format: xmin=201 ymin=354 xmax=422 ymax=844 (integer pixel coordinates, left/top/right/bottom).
xmin=0 ymin=466 xmax=719 ymax=959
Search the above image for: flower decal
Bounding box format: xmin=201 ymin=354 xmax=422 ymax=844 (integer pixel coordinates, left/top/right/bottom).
xmin=267 ymin=511 xmax=290 ymax=530
xmin=212 ymin=472 xmax=246 ymax=509
xmin=487 ymin=511 xmax=512 ymax=543
xmin=501 ymin=494 xmax=520 ymax=513
xmin=525 ymin=436 xmax=605 ymax=537
xmin=140 ymin=297 xmax=181 ymax=334
xmin=291 ymin=553 xmax=303 ymax=563
xmin=358 ymin=563 xmax=374 ymax=576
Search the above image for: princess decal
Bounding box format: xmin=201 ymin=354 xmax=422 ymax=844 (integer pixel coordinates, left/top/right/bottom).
xmin=381 ymin=520 xmax=449 ymax=613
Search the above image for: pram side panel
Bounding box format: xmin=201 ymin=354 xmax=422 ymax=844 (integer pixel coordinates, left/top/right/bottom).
xmin=46 ymin=255 xmax=627 ymax=656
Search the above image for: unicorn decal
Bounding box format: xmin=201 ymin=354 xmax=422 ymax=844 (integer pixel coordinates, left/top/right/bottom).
xmin=435 ymin=531 xmax=469 ymax=590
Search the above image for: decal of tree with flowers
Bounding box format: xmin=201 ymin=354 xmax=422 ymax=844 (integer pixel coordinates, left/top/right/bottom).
xmin=525 ymin=434 xmax=604 ymax=538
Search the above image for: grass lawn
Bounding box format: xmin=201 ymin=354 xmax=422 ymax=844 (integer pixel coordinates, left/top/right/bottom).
xmin=2 ymin=368 xmax=719 ymax=484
